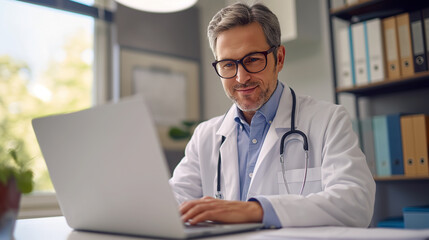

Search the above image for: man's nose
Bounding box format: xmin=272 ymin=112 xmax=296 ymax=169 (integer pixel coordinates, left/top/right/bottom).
xmin=235 ymin=64 xmax=250 ymax=84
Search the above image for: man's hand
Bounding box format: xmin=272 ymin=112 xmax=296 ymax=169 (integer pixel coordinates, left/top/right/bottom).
xmin=179 ymin=196 xmax=263 ymax=225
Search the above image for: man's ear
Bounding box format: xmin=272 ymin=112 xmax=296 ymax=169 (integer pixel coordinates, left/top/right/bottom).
xmin=276 ymin=45 xmax=286 ymax=71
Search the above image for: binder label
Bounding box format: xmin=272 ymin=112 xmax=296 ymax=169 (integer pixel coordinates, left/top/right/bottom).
xmin=386 ymin=29 xmax=399 ymax=61
xmin=411 ymin=21 xmax=424 ymax=56
xmin=398 ymin=25 xmax=412 ymax=58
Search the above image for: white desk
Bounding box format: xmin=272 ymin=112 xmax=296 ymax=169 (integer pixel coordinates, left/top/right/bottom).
xmin=13 ymin=217 xmax=429 ymax=240
xmin=13 ymin=217 xmax=271 ymax=240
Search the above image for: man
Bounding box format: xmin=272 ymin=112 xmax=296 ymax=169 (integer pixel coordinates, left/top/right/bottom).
xmin=169 ymin=3 xmax=375 ymax=228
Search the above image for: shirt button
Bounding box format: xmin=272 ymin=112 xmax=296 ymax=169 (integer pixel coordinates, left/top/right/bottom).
xmin=252 ymin=139 xmax=257 ymax=144
xmin=269 ymin=120 xmax=272 ymax=124
xmin=249 ymin=173 xmax=253 ymax=178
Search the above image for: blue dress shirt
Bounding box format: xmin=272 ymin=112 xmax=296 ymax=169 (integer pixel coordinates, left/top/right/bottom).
xmin=234 ymin=81 xmax=283 ymax=228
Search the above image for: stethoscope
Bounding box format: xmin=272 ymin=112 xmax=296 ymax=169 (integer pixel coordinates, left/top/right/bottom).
xmin=215 ymin=87 xmax=309 ymax=199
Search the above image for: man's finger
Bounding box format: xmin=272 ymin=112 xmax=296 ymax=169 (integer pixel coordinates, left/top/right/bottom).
xmin=181 ymin=199 xmax=216 ymax=223
xmin=180 ymin=196 xmax=218 ymax=215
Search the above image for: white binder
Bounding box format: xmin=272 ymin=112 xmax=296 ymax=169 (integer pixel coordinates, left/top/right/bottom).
xmin=366 ymin=18 xmax=386 ymax=83
xmin=352 ymin=22 xmax=369 ymax=85
xmin=336 ymin=27 xmax=354 ymax=88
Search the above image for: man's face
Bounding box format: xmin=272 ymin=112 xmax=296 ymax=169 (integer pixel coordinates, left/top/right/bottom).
xmin=215 ymin=22 xmax=285 ymax=113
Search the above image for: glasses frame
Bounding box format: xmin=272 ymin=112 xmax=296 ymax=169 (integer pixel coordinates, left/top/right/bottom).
xmin=212 ymin=46 xmax=278 ymax=79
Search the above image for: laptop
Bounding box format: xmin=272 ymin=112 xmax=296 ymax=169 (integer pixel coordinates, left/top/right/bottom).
xmin=32 ymin=95 xmax=263 ymax=239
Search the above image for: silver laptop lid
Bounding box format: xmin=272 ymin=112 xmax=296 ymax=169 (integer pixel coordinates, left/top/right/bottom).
xmin=32 ymin=95 xmax=187 ymax=239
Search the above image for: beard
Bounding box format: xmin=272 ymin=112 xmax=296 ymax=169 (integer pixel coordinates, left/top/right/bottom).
xmin=227 ymin=81 xmax=270 ymax=112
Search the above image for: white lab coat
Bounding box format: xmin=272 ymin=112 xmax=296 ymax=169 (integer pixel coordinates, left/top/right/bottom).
xmin=169 ymin=84 xmax=376 ymax=228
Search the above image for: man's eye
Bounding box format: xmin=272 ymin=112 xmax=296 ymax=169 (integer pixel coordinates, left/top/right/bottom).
xmin=244 ymin=56 xmax=263 ymax=64
xmin=221 ymin=62 xmax=235 ymax=69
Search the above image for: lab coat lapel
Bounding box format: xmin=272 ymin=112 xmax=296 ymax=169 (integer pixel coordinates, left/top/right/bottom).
xmin=249 ymin=85 xmax=295 ymax=195
xmin=216 ymin=105 xmax=240 ymax=201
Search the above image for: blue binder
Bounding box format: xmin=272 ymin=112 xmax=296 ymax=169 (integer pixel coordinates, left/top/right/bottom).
xmin=372 ymin=116 xmax=391 ymax=176
xmin=348 ymin=26 xmax=356 ymax=86
xmin=386 ymin=114 xmax=405 ymax=175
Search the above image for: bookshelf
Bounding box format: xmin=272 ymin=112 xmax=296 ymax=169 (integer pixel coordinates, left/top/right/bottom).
xmin=336 ymin=71 xmax=429 ymax=96
xmin=374 ymin=175 xmax=429 ymax=182
xmin=327 ymin=0 xmax=429 ymax=226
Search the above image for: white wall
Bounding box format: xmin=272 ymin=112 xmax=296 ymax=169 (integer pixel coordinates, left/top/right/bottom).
xmin=198 ymin=0 xmax=336 ymax=120
xmin=278 ymin=0 xmax=334 ymax=104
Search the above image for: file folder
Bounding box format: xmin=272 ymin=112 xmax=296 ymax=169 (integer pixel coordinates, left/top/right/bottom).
xmin=377 ymin=217 xmax=404 ymax=228
xmin=396 ymin=13 xmax=415 ymax=77
xmin=400 ymin=115 xmax=417 ymax=176
xmin=366 ymin=18 xmax=386 ymax=83
xmin=352 ymin=22 xmax=369 ymax=85
xmin=336 ymin=27 xmax=354 ymax=88
xmin=423 ymin=8 xmax=429 ymax=70
xmin=403 ymin=205 xmax=429 ymax=229
xmin=386 ymin=114 xmax=405 ymax=175
xmin=410 ymin=10 xmax=428 ymax=73
xmin=373 ymin=115 xmax=391 ymax=176
xmin=383 ymin=17 xmax=401 ymax=79
xmin=413 ymin=115 xmax=429 ymax=176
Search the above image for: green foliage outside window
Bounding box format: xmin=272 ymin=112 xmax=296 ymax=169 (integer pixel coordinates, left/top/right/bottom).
xmin=0 ymin=29 xmax=92 ymax=191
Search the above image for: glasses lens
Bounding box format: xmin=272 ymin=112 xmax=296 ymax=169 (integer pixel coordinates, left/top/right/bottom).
xmin=216 ymin=60 xmax=237 ymax=78
xmin=214 ymin=51 xmax=269 ymax=78
xmin=243 ymin=53 xmax=267 ymax=73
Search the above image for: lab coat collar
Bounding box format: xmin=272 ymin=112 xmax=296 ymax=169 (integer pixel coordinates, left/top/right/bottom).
xmin=256 ymin=83 xmax=296 ymax=164
xmin=216 ymin=104 xmax=238 ymax=139
xmin=271 ymin=83 xmax=296 ymax=130
xmin=248 ymin=83 xmax=300 ymax=198
xmin=215 ymin=105 xmax=240 ymax=200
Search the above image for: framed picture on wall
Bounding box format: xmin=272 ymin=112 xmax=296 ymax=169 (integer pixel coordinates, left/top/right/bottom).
xmin=120 ymin=48 xmax=200 ymax=150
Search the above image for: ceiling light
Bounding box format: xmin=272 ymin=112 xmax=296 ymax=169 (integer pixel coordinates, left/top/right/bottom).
xmin=115 ymin=0 xmax=198 ymax=13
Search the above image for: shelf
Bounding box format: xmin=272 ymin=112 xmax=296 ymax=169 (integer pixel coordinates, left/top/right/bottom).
xmin=330 ymin=0 xmax=429 ymax=23
xmin=374 ymin=175 xmax=429 ymax=182
xmin=336 ymin=71 xmax=429 ymax=97
xmin=328 ymin=0 xmax=429 ymax=226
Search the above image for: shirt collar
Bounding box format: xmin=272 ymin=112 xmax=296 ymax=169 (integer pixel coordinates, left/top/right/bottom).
xmin=234 ymin=81 xmax=284 ymax=125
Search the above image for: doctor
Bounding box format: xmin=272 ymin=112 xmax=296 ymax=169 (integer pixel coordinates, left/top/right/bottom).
xmin=170 ymin=3 xmax=375 ymax=228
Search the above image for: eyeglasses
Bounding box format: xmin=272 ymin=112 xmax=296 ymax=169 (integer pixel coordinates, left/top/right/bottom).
xmin=212 ymin=46 xmax=278 ymax=79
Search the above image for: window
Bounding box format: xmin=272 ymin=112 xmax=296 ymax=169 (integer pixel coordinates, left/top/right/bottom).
xmin=0 ymin=1 xmax=110 ymax=219
xmin=0 ymin=0 xmax=95 ymax=193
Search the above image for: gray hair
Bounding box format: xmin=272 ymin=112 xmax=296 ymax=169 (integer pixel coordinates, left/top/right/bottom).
xmin=207 ymin=3 xmax=281 ymax=60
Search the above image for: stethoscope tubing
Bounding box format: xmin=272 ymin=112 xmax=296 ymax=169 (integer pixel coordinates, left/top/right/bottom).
xmin=216 ymin=87 xmax=309 ymax=198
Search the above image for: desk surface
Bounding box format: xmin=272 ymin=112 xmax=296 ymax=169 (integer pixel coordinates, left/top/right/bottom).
xmin=13 ymin=217 xmax=270 ymax=240
xmin=14 ymin=216 xmax=429 ymax=240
